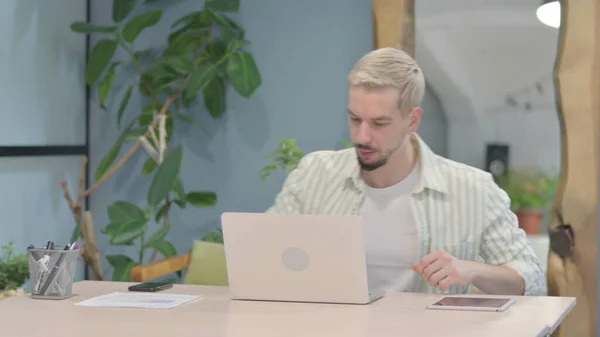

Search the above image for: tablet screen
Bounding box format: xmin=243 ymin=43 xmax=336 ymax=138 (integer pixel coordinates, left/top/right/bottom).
xmin=431 ymin=296 xmax=512 ymax=308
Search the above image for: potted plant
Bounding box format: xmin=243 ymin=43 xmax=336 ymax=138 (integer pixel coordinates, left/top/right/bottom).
xmin=64 ymin=0 xmax=262 ymax=281
xmin=259 ymin=137 xmax=305 ymax=180
xmin=259 ymin=137 xmax=352 ymax=180
xmin=0 ymin=241 xmax=29 ymax=300
xmin=496 ymin=168 xmax=558 ymax=234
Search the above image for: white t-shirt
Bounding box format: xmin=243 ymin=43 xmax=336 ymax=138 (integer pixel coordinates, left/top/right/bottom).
xmin=359 ymin=165 xmax=420 ymax=292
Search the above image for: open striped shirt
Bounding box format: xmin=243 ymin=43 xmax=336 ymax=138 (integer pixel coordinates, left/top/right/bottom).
xmin=267 ymin=133 xmax=547 ymax=296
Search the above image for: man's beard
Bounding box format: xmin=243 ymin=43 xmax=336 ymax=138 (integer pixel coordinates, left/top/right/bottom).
xmin=357 ymin=156 xmax=387 ymax=171
xmin=355 ymin=144 xmax=388 ymax=171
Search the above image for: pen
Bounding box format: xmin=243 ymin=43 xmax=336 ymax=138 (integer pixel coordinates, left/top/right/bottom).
xmin=33 ymin=242 xmax=54 ymax=295
xmin=27 ymin=244 xmax=39 ymax=259
xmin=40 ymin=242 xmax=77 ymax=296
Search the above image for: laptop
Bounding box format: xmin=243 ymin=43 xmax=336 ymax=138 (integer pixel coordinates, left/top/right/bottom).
xmin=221 ymin=212 xmax=385 ymax=305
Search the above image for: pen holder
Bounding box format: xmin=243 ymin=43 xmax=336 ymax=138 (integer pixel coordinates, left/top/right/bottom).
xmin=27 ymin=248 xmax=79 ymax=300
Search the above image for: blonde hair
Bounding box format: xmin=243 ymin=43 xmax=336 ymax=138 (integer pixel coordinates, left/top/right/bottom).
xmin=348 ymin=47 xmax=425 ymax=115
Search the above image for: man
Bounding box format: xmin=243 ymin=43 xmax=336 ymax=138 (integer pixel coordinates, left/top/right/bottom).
xmin=267 ymin=47 xmax=546 ymax=296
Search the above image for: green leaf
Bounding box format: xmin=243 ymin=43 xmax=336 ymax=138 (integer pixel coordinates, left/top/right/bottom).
xmin=95 ymin=143 xmax=120 ymax=182
xmin=155 ymin=203 xmax=169 ymax=223
xmin=205 ymin=0 xmax=240 ymax=12
xmin=182 ymin=63 xmax=218 ymax=106
xmin=173 ymin=199 xmax=186 ymax=208
xmin=173 ymin=178 xmax=186 ymax=203
xmin=225 ymin=51 xmax=261 ymax=98
xmin=187 ymin=191 xmax=217 ymax=207
xmin=118 ymin=85 xmax=134 ymax=128
xmin=221 ymin=15 xmax=245 ymax=39
xmin=99 ymin=62 xmax=119 ymax=110
xmin=203 ymin=76 xmax=226 ymax=118
xmin=109 ymin=220 xmax=147 ymax=245
xmin=113 ymin=0 xmax=137 ymax=22
xmin=226 ymin=39 xmax=249 ymax=53
xmin=87 ymin=39 xmax=118 ymax=85
xmin=138 ymin=79 xmax=152 ymax=97
xmin=147 ymin=146 xmax=183 ymax=207
xmin=122 ymin=126 xmax=147 ymax=142
xmin=163 ymin=57 xmax=194 ymax=74
xmin=143 ymin=61 xmax=180 ymax=92
xmin=201 ymin=229 xmax=223 ymax=244
xmin=171 ymin=12 xmax=198 ymax=29
xmin=166 ymin=114 xmax=174 ymax=144
xmin=143 ymin=157 xmax=157 ymax=177
xmin=139 ymin=103 xmax=155 ymax=127
xmin=144 ymin=225 xmax=171 ymax=248
xmin=204 ymin=40 xmax=227 ymax=64
xmin=164 ymin=25 xmax=209 ymax=57
xmin=70 ymin=22 xmax=117 ymax=34
xmin=106 ymin=254 xmax=138 ymax=281
xmin=107 ymin=201 xmax=146 ymax=223
xmin=70 ymin=224 xmax=81 ymax=243
xmin=150 ymin=239 xmax=177 ymax=257
xmin=122 ymin=10 xmax=162 ymax=43
xmin=209 ymin=10 xmax=244 ymax=41
xmin=171 ymin=11 xmax=210 ymax=29
xmin=134 ymin=48 xmax=154 ymax=61
xmin=117 ymin=118 xmax=140 ymax=140
xmin=145 ymin=61 xmax=178 ymax=78
xmin=102 ymin=208 xmax=147 ymax=245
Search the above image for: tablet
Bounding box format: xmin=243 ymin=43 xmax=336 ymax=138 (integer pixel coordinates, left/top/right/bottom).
xmin=425 ymin=296 xmax=516 ymax=312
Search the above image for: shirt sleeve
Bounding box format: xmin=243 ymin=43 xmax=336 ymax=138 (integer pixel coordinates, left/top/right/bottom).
xmin=265 ymin=153 xmax=315 ymax=214
xmin=480 ymin=174 xmax=548 ymax=296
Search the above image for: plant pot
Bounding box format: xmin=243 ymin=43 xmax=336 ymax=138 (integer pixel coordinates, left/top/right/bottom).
xmin=516 ymin=209 xmax=543 ymax=234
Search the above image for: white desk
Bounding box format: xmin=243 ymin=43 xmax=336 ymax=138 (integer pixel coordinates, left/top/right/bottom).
xmin=0 ymin=281 xmax=575 ymax=337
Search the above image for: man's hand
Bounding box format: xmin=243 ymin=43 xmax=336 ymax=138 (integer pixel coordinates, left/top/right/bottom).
xmin=411 ymin=250 xmax=474 ymax=290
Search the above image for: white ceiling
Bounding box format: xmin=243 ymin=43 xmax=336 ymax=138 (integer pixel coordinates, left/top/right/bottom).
xmin=415 ymin=0 xmax=560 ymax=119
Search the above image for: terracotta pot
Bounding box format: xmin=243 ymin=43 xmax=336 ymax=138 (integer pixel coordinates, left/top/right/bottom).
xmin=516 ymin=209 xmax=543 ymax=234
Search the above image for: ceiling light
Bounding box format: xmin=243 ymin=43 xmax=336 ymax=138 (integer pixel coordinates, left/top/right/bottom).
xmin=537 ymin=0 xmax=560 ymax=28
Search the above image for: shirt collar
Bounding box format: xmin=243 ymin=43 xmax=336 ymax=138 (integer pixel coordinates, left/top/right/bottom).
xmin=344 ymin=133 xmax=448 ymax=194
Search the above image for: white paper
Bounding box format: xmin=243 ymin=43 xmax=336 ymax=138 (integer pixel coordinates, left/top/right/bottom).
xmin=74 ymin=292 xmax=202 ymax=309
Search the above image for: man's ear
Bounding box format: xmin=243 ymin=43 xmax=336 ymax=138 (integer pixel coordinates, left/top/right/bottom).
xmin=408 ymin=107 xmax=423 ymax=132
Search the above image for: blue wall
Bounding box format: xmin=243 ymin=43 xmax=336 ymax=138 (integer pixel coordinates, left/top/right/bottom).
xmin=88 ymin=0 xmax=374 ymax=279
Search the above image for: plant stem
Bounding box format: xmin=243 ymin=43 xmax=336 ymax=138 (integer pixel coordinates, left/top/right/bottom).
xmin=83 ymin=95 xmax=178 ymax=198
xmin=139 ymin=231 xmax=145 ymax=265
xmin=62 ymin=57 xmax=192 ymax=275
xmin=149 ymin=197 xmax=172 ymax=264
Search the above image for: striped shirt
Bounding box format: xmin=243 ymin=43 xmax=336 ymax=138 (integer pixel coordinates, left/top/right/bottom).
xmin=267 ymin=133 xmax=547 ymax=296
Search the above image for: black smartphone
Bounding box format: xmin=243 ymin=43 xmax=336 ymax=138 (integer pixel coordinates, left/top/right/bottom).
xmin=128 ymin=281 xmax=173 ymax=292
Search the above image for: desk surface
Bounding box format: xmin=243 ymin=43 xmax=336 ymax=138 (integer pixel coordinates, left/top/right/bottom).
xmin=0 ymin=281 xmax=575 ymax=337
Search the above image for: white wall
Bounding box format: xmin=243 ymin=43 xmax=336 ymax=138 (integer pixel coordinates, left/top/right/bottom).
xmin=415 ymin=0 xmax=561 ymax=172
xmin=447 ymin=108 xmax=561 ymax=171
xmin=419 ymin=86 xmax=448 ymax=157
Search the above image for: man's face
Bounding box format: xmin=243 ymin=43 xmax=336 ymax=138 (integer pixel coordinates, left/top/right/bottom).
xmin=347 ymin=86 xmax=420 ymax=171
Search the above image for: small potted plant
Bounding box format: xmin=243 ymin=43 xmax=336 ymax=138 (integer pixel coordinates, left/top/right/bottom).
xmin=0 ymin=241 xmax=29 ymax=300
xmin=496 ymin=168 xmax=558 ymax=234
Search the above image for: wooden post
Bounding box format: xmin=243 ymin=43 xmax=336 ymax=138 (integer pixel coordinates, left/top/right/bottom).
xmin=548 ymin=0 xmax=600 ymax=336
xmin=372 ymin=0 xmax=415 ymax=56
